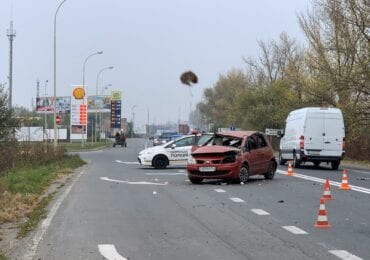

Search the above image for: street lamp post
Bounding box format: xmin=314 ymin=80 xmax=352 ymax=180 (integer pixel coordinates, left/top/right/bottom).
xmin=81 ymin=51 xmax=103 ymax=146
xmin=131 ymin=105 xmax=137 ymax=138
xmin=53 ymin=0 xmax=67 ymax=149
xmin=94 ymin=66 xmax=114 ymax=143
xmin=99 ymin=84 xmax=111 ymax=141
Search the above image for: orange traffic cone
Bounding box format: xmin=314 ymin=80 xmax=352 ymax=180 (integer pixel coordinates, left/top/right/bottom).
xmin=321 ymin=179 xmax=333 ymax=200
xmin=339 ymin=169 xmax=351 ymax=190
xmin=287 ymin=162 xmax=294 ymax=176
xmin=314 ymin=198 xmax=331 ymax=228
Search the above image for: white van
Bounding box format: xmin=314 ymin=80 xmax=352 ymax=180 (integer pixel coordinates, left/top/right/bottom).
xmin=279 ymin=107 xmax=345 ymax=170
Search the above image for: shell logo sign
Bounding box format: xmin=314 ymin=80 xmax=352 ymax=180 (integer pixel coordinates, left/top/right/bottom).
xmin=73 ymin=87 xmax=85 ymax=100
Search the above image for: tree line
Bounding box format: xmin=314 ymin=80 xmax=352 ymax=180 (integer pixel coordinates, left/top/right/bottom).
xmin=192 ymin=0 xmax=369 ymax=160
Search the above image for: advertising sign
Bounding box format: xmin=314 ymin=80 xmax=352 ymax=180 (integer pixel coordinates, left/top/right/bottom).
xmin=36 ymin=97 xmax=54 ymax=113
xmin=111 ymin=100 xmax=121 ymax=128
xmin=36 ymin=96 xmax=71 ymax=114
xmin=111 ymin=91 xmax=122 ymax=101
xmin=55 ymin=96 xmax=71 ymax=114
xmin=87 ymin=95 xmax=111 ymax=112
xmin=71 ymin=125 xmax=87 ymax=134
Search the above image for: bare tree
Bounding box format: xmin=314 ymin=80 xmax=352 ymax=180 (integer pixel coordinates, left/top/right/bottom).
xmin=298 ymin=0 xmax=369 ymax=106
xmin=243 ymin=32 xmax=307 ymax=103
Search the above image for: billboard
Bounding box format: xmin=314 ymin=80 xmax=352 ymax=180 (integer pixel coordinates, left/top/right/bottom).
xmin=55 ymin=96 xmax=71 ymax=113
xmin=71 ymin=125 xmax=87 ymax=134
xmin=88 ymin=95 xmax=111 ymax=112
xmin=36 ymin=96 xmax=71 ymax=114
xmin=36 ymin=97 xmax=54 ymax=113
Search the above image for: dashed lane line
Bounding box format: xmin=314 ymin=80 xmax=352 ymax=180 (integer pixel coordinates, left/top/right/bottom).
xmin=98 ymin=244 xmax=127 ymax=260
xmin=276 ymin=170 xmax=370 ymax=194
xmin=282 ymin=226 xmax=308 ymax=235
xmin=230 ymin=197 xmax=245 ymax=203
xmin=329 ymin=250 xmax=363 ymax=260
xmin=214 ymin=189 xmax=226 ymax=193
xmin=351 ymin=169 xmax=370 ymax=174
xmin=251 ymin=209 xmax=270 ymax=216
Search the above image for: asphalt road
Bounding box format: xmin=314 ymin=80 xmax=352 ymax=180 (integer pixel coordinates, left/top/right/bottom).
xmin=15 ymin=138 xmax=370 ymax=260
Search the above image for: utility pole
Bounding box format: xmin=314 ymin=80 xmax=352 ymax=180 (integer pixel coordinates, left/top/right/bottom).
xmin=147 ymin=108 xmax=150 ymax=137
xmin=44 ymin=80 xmax=49 ymax=143
xmin=36 ymin=79 xmax=40 ymax=100
xmin=7 ymin=21 xmax=16 ymax=110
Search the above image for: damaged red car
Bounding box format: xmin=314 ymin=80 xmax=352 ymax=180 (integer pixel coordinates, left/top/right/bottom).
xmin=187 ymin=131 xmax=277 ymax=184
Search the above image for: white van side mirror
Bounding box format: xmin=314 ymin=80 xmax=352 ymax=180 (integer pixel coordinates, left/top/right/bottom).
xmin=171 ymin=144 xmax=176 ymax=149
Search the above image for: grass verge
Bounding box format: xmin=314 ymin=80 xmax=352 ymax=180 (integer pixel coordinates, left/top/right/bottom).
xmin=0 ymin=252 xmax=7 ymax=260
xmin=342 ymin=158 xmax=370 ymax=169
xmin=0 ymin=154 xmax=85 ymax=232
xmin=61 ymin=142 xmax=111 ymax=152
xmin=17 ymin=193 xmax=54 ymax=238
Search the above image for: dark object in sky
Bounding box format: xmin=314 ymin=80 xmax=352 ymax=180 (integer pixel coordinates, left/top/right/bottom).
xmin=180 ymin=71 xmax=198 ymax=86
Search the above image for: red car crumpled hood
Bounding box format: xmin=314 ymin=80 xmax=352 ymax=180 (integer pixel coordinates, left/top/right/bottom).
xmin=191 ymin=145 xmax=239 ymax=155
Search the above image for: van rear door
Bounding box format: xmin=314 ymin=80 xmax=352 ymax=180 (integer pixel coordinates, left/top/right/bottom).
xmin=323 ymin=112 xmax=344 ymax=156
xmin=304 ymin=113 xmax=324 ymax=155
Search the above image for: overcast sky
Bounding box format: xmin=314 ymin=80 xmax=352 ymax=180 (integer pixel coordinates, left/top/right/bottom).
xmin=0 ymin=0 xmax=309 ymax=130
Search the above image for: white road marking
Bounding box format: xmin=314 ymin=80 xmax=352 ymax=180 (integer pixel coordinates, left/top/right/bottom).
xmin=230 ymin=197 xmax=245 ymax=203
xmin=282 ymin=226 xmax=308 ymax=235
xmin=277 ymin=169 xmax=370 ymax=194
xmin=23 ymin=171 xmax=85 ymax=260
xmin=98 ymin=244 xmax=127 ymax=260
xmin=145 ymin=172 xmax=185 ymax=176
xmin=351 ymin=169 xmax=370 ymax=174
xmin=100 ymin=177 xmax=168 ymax=186
xmin=115 ymin=160 xmax=140 ymax=165
xmin=153 ymin=191 xmax=157 ymax=195
xmin=251 ymin=209 xmax=270 ymax=215
xmin=214 ymin=189 xmax=226 ymax=193
xmin=329 ymin=250 xmax=363 ymax=260
xmin=178 ymin=170 xmax=185 ymax=173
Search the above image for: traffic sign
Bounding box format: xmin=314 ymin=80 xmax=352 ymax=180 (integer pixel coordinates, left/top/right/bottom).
xmin=56 ymin=115 xmax=62 ymax=124
xmin=265 ymin=128 xmax=283 ymax=136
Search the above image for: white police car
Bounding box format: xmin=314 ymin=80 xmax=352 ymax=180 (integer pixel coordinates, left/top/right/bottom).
xmin=138 ymin=134 xmax=213 ymax=169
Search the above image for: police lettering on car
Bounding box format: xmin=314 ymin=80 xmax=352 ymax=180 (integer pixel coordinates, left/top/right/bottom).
xmin=138 ymin=135 xmax=196 ymax=169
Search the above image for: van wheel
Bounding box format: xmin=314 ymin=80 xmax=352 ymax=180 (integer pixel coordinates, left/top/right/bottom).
xmin=293 ymin=153 xmax=301 ymax=168
xmin=279 ymin=151 xmax=286 ymax=165
xmin=152 ymin=155 xmax=168 ymax=169
xmin=264 ymin=161 xmax=276 ymax=180
xmin=331 ymin=161 xmax=340 ymax=170
xmin=238 ymin=165 xmax=249 ymax=183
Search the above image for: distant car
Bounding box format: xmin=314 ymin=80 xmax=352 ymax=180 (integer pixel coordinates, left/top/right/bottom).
xmin=153 ymin=132 xmax=180 ymax=146
xmin=187 ymin=131 xmax=276 ymax=184
xmin=138 ymin=133 xmax=213 ymax=169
